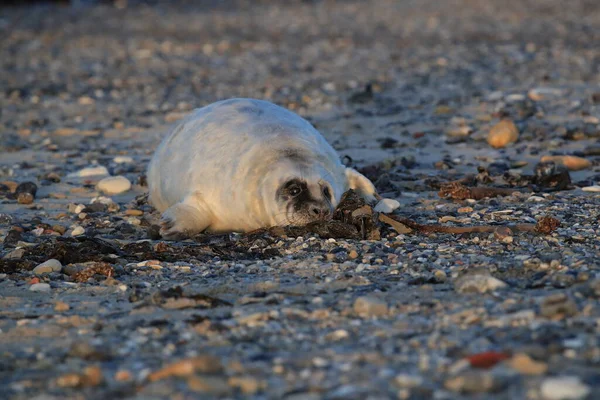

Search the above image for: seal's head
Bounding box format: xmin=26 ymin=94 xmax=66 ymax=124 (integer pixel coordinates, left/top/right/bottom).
xmin=275 ymin=175 xmax=335 ymax=226
xmin=250 ymin=145 xmax=377 ymax=230
xmin=251 ymin=147 xmax=346 ymax=228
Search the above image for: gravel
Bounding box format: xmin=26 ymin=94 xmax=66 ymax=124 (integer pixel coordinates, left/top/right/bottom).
xmin=1 ymin=0 xmax=599 ymax=399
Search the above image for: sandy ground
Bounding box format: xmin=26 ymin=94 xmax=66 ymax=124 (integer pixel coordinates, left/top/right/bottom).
xmin=1 ymin=0 xmax=600 ymax=399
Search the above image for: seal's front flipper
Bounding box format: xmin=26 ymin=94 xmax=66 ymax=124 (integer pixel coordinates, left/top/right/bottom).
xmin=159 ymin=194 xmax=211 ymax=240
xmin=345 ymin=167 xmax=377 ymax=204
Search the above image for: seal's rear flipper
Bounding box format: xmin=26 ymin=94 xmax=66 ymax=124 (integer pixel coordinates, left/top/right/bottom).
xmin=159 ymin=194 xmax=211 ymax=240
xmin=345 ymin=167 xmax=377 ymax=204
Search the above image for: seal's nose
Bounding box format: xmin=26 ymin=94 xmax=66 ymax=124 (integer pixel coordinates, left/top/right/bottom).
xmin=310 ymin=204 xmax=332 ymax=220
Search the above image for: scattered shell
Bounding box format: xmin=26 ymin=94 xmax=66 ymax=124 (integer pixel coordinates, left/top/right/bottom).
xmin=374 ymin=198 xmax=400 ymax=213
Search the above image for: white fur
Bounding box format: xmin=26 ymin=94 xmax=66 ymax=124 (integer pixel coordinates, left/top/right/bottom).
xmin=147 ymin=98 xmax=377 ymax=238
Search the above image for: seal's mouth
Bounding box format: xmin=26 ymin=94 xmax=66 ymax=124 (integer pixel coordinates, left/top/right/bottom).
xmin=286 ymin=201 xmax=333 ymax=226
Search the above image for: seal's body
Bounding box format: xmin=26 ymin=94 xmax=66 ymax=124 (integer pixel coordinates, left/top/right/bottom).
xmin=147 ymin=98 xmax=377 ymax=239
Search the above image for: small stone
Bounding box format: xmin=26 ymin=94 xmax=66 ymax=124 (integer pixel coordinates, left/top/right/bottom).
xmin=165 ymin=111 xmax=190 ymax=122
xmin=488 ymin=119 xmax=519 ymax=148
xmin=325 ymin=329 xmax=350 ymax=341
xmin=444 ymin=371 xmax=499 ymax=394
xmin=125 ymin=209 xmax=143 ymax=216
xmin=458 ymin=206 xmax=473 ymax=213
xmin=113 ymin=156 xmax=134 ymax=164
xmin=33 ymin=259 xmax=63 ymax=275
xmin=540 ymin=155 xmax=591 ymax=171
xmin=149 ymin=356 xmax=223 ymax=381
xmin=71 ymin=226 xmax=85 ymax=236
xmin=353 ymin=296 xmax=388 ymax=317
xmin=56 ymin=373 xmax=83 ymax=388
xmin=81 ymin=365 xmax=103 ymax=386
xmin=115 ymin=370 xmax=133 ymax=381
xmin=54 ymin=301 xmax=70 ymax=312
xmin=394 ymin=374 xmax=424 ymax=389
xmin=69 ymin=341 xmax=112 ymax=361
xmin=507 ymin=353 xmax=548 ymax=375
xmin=228 ymin=376 xmax=263 ymax=394
xmin=540 ymin=376 xmax=590 ymax=400
xmin=56 ymin=366 xmax=103 ymax=388
xmin=433 ymin=269 xmax=447 ymax=282
xmin=349 ymin=250 xmax=359 ymax=259
xmin=505 ymin=94 xmax=526 ymax=102
xmin=528 ymin=87 xmax=563 ymax=101
xmin=374 ymin=198 xmax=400 ymax=213
xmin=0 ymin=180 xmax=18 ymax=192
xmin=494 ymin=227 xmax=514 ymax=243
xmin=68 ymin=166 xmax=109 ymax=178
xmin=15 ymin=182 xmax=37 ymax=205
xmin=446 ymin=126 xmax=472 ymax=138
xmin=68 ymin=204 xmax=86 ymax=214
xmin=52 ymin=224 xmax=67 ymax=234
xmin=91 ymin=196 xmax=120 ymax=212
xmin=582 ymin=186 xmax=600 ymax=192
xmin=187 ymin=376 xmax=231 ymax=395
xmin=29 ymin=283 xmax=51 ymax=292
xmin=434 ymin=105 xmax=454 ymax=114
xmin=97 ymin=175 xmax=131 ymax=195
xmin=17 ymin=192 xmax=32 ymax=205
xmin=455 ymin=274 xmax=507 ymax=294
xmin=78 ymin=96 xmax=95 ymax=105
xmin=3 ymin=248 xmax=25 ymax=259
xmin=539 ymin=293 xmax=578 ymax=319
xmin=54 ymin=128 xmax=79 ymax=136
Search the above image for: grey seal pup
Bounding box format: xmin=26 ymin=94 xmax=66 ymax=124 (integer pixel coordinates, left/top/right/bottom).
xmin=147 ymin=98 xmax=389 ymax=239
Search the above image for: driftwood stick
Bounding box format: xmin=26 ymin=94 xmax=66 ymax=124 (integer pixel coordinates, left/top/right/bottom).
xmin=380 ymin=214 xmax=559 ymax=236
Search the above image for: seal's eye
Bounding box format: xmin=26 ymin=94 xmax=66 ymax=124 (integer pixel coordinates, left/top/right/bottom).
xmin=288 ymin=184 xmax=302 ymax=197
xmin=323 ymin=186 xmax=332 ymax=200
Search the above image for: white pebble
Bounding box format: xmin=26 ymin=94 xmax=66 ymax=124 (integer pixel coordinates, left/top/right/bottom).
xmin=582 ymin=186 xmax=600 ymax=193
xmin=528 ymin=196 xmax=546 ymax=202
xmin=505 ymin=93 xmax=526 ymax=102
xmin=540 ymin=376 xmax=590 ymax=400
xmin=68 ymin=166 xmax=109 ymax=178
xmin=374 ymin=198 xmax=400 ymax=214
xmin=71 ymin=226 xmax=85 ymax=236
xmin=91 ymin=196 xmax=115 ymax=205
xmin=113 ymin=156 xmax=134 ymax=164
xmin=394 ymin=374 xmax=424 ymax=389
xmin=29 ymin=283 xmax=51 ymax=292
xmin=97 ymin=175 xmax=131 ymax=195
xmin=455 ymin=275 xmax=508 ymax=294
xmin=74 ymin=204 xmax=86 ymax=214
xmin=33 ymin=259 xmax=62 ymax=275
xmin=528 ymin=87 xmax=563 ymax=99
